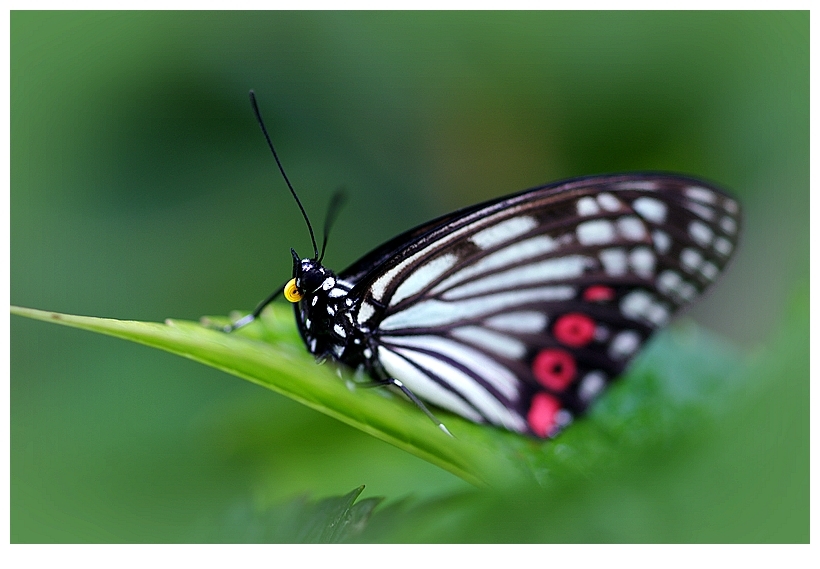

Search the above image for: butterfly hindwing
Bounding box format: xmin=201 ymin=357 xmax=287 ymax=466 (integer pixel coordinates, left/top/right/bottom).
xmin=341 ymin=174 xmax=741 ymax=437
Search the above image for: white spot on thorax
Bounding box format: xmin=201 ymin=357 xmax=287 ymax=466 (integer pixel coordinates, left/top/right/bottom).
xmin=329 ymin=288 xmax=347 ymax=298
xmin=633 ymin=197 xmax=667 ymax=223
xmin=390 ymin=253 xmax=458 ymax=306
xmin=470 ymin=216 xmax=537 ymax=249
xmin=321 ymin=277 xmax=336 ymax=291
xmin=333 ymin=324 xmax=346 ymax=338
xmin=577 ymin=219 xmax=616 ymax=245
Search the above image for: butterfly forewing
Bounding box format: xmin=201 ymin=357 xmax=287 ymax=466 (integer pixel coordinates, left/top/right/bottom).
xmin=341 ymin=174 xmax=741 ymax=437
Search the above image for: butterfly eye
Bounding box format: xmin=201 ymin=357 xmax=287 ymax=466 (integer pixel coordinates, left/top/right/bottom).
xmin=284 ymin=278 xmax=303 ymax=303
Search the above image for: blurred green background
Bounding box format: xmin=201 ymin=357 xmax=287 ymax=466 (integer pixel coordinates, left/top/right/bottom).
xmin=11 ymin=11 xmax=808 ymax=542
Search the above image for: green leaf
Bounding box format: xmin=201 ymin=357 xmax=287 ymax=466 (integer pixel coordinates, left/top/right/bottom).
xmin=11 ymin=304 xmax=747 ymax=491
xmin=210 ymin=486 xmax=384 ymax=543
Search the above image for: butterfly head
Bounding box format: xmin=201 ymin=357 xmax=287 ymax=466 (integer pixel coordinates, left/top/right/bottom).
xmin=283 ymin=249 xmax=355 ymax=358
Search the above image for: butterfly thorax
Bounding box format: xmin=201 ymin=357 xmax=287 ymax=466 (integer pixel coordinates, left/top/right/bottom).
xmin=292 ymin=257 xmax=369 ymax=367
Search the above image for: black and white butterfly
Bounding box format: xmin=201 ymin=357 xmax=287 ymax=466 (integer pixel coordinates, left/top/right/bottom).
xmin=228 ymin=92 xmax=742 ymax=438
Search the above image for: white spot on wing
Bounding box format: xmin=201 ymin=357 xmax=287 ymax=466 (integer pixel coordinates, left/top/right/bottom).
xmin=357 ymin=301 xmax=376 ymax=325
xmin=720 ymin=216 xmax=737 ymax=235
xmin=333 ymin=324 xmax=346 ymax=338
xmin=578 ymin=371 xmax=607 ymax=402
xmin=609 ymin=330 xmax=641 ymax=360
xmin=577 ymin=219 xmax=616 ymax=245
xmin=442 ymin=256 xmax=590 ymax=300
xmin=617 ymin=216 xmax=647 ymax=240
xmin=657 ymin=270 xmax=682 ymax=296
xmin=724 ymin=199 xmax=739 ymax=214
xmin=599 ymin=248 xmax=628 ymax=276
xmin=700 ymin=261 xmax=719 ymax=281
xmin=597 ymin=193 xmax=621 ymax=211
xmin=685 ymin=186 xmax=717 ymax=204
xmin=377 ymin=347 xmax=484 ymax=423
xmin=370 ymin=207 xmax=532 ymax=302
xmin=485 ymin=311 xmax=547 ymax=333
xmin=620 ymin=290 xmax=651 ymax=319
xmin=576 ymin=197 xmax=600 ymax=216
xmin=680 ymin=248 xmax=703 ymax=273
xmin=386 ymin=346 xmax=527 ymax=432
xmin=629 ymin=247 xmax=655 ymax=277
xmin=432 ymin=235 xmax=558 ymax=293
xmin=633 ymin=197 xmax=667 ymax=223
xmin=689 ymin=220 xmax=714 ymax=247
xmin=620 ymin=290 xmax=669 ymax=326
xmin=652 ymin=230 xmax=671 ymax=254
xmin=380 ymin=286 xmax=576 ymax=330
xmin=713 ymin=237 xmax=733 ymax=257
xmin=677 ymin=280 xmax=697 ymax=302
xmin=383 ymin=335 xmax=520 ymax=400
xmin=470 ymin=216 xmax=537 ymax=249
xmin=686 ymin=201 xmax=716 ymax=221
xmin=612 ymin=181 xmax=659 ymax=191
xmin=390 ymin=253 xmax=458 ymax=306
xmin=451 ymin=326 xmax=527 ymax=359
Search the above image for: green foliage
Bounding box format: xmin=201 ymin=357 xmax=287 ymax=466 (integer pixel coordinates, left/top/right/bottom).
xmin=209 ymin=485 xmax=383 ymax=543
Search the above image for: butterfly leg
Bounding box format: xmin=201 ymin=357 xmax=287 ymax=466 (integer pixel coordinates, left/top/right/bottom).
xmin=222 ymin=281 xmax=287 ymax=333
xmin=358 ymin=378 xmax=453 ymax=437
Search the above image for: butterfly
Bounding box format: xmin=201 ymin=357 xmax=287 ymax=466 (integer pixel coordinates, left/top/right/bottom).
xmin=228 ymin=92 xmax=742 ymax=438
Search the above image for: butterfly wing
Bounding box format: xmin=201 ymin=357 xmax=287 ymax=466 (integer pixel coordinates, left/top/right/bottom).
xmin=340 ymin=174 xmax=741 ymax=437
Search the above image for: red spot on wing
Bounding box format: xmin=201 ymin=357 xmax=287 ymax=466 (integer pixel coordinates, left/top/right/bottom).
xmin=553 ymin=313 xmax=596 ymax=347
xmin=527 ymin=392 xmax=561 ymax=438
xmin=532 ymin=348 xmax=576 ymax=391
xmin=583 ymin=285 xmax=615 ymax=302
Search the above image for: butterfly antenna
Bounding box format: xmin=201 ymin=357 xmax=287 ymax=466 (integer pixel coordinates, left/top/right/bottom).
xmin=249 ymin=90 xmax=319 ymax=259
xmin=318 ymin=189 xmax=347 ymax=262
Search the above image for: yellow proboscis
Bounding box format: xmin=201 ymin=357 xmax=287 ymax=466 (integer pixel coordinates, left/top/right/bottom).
xmin=284 ymin=278 xmax=303 ymax=303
